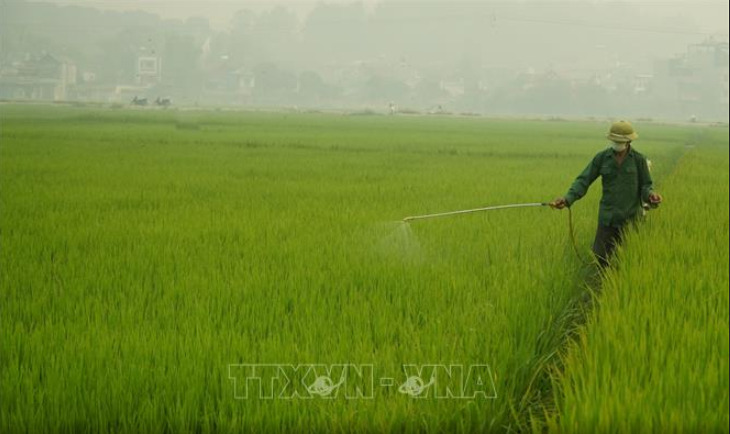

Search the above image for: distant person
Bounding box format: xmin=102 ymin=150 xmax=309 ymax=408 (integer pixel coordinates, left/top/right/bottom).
xmin=550 ymin=120 xmax=663 ymax=267
xmin=388 ymin=102 xmax=397 ymax=115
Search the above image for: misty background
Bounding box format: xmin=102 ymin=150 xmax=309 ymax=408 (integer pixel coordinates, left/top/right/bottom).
xmin=1 ymin=0 xmax=728 ymax=120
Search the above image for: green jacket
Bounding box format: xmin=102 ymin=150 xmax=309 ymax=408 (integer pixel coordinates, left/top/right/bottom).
xmin=565 ymin=146 xmax=654 ymax=227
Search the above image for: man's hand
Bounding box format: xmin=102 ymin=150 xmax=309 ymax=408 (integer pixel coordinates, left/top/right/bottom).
xmin=648 ymin=192 xmax=662 ymax=205
xmin=549 ymin=197 xmax=568 ymax=209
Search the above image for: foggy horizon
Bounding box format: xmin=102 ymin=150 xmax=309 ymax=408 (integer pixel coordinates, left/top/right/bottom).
xmin=24 ymin=0 xmax=730 ymax=33
xmin=3 ymin=0 xmax=729 ymax=120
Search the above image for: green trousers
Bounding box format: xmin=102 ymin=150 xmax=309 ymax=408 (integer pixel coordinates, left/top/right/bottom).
xmin=592 ymin=224 xmax=625 ymax=267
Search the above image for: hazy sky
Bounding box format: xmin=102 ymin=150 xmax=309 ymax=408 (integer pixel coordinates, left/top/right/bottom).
xmin=9 ymin=0 xmax=729 ymax=117
xmin=31 ymin=0 xmax=730 ymax=33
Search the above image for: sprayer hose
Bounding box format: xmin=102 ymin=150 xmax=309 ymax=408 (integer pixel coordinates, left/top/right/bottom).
xmin=567 ymin=207 xmax=597 ymax=266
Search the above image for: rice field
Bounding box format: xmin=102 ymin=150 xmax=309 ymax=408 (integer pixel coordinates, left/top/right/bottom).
xmin=1 ymin=104 xmax=727 ymax=433
xmin=544 ymin=131 xmax=729 ymax=433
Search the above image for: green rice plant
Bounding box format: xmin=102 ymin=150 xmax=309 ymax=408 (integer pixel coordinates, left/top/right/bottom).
xmin=544 ymin=131 xmax=729 ymax=433
xmin=0 ymin=104 xmax=712 ymax=433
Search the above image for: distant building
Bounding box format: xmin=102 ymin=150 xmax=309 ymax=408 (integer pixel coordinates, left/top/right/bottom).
xmin=440 ymin=78 xmax=465 ymax=97
xmin=234 ymin=67 xmax=255 ymax=96
xmin=652 ymin=39 xmax=729 ymax=121
xmin=632 ymin=74 xmax=653 ymax=95
xmin=136 ymin=56 xmax=162 ymax=86
xmin=0 ymin=54 xmax=77 ymax=101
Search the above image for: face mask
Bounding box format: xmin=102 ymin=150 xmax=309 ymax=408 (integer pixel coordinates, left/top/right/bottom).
xmin=611 ymin=142 xmax=627 ymax=152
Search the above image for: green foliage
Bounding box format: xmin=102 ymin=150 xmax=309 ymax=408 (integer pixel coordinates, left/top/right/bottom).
xmin=0 ymin=105 xmax=724 ymax=433
xmin=543 ymin=135 xmax=729 ymax=434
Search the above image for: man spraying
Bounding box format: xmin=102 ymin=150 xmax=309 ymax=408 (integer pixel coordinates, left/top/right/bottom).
xmin=550 ymin=121 xmax=663 ymax=266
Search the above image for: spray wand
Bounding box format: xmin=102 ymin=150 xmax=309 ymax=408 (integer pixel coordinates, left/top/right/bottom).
xmin=402 ymin=201 xmax=597 ymax=265
xmin=402 ymin=202 xmax=549 ymax=223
